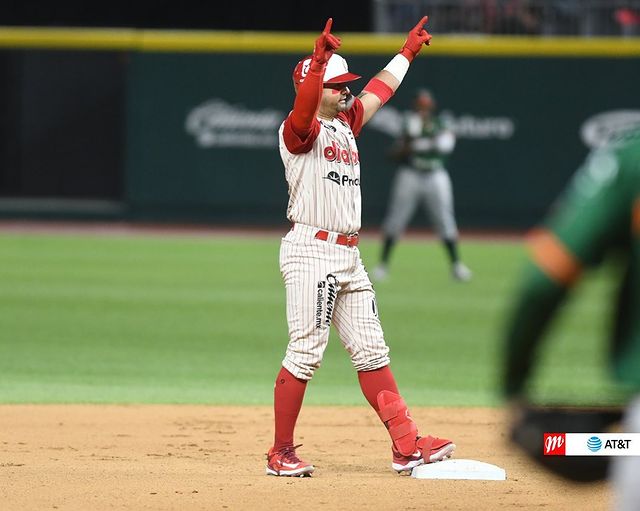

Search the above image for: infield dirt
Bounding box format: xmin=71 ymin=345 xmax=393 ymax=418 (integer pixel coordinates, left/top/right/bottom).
xmin=1 ymin=405 xmax=609 ymax=510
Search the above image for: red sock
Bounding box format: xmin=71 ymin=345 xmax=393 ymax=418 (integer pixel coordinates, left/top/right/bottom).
xmin=273 ymin=367 xmax=308 ymax=450
xmin=357 ymin=366 xmax=400 ymax=412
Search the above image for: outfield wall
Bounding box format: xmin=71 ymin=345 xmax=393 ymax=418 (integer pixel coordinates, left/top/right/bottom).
xmin=1 ymin=28 xmax=639 ymax=228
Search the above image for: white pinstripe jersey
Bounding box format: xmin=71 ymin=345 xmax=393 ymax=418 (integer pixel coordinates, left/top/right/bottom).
xmin=278 ymin=98 xmax=365 ymax=235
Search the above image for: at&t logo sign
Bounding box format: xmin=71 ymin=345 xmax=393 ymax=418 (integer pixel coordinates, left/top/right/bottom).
xmin=544 ymin=433 xmax=637 ymax=456
xmin=587 ymin=436 xmax=602 ymax=452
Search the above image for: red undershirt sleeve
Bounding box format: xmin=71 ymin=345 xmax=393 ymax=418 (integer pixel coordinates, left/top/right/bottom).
xmin=283 ymin=63 xmax=324 ymax=154
xmin=283 ymin=114 xmax=321 ymax=154
xmin=363 ymin=78 xmax=394 ymax=107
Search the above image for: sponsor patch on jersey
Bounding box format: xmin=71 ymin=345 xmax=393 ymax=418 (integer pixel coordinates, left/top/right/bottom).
xmin=323 ymin=171 xmax=360 ymax=187
xmin=315 ymin=281 xmax=325 ymax=329
xmin=315 ymin=274 xmax=339 ymax=328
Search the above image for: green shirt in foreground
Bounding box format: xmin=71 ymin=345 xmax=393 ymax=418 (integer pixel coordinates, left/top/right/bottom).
xmin=504 ymin=129 xmax=640 ymax=397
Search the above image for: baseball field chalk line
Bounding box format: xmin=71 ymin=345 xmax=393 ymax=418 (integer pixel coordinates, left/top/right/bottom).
xmin=411 ymin=459 xmax=507 ymax=481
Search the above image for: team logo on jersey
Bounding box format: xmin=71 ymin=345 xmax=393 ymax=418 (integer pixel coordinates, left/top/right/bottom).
xmin=299 ymin=58 xmax=311 ymax=83
xmin=315 ymin=274 xmax=339 ymax=328
xmin=324 ymin=171 xmax=360 ymax=187
xmin=323 ymin=141 xmax=359 ymax=165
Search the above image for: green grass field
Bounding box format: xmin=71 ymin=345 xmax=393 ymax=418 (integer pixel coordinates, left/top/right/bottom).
xmin=0 ymin=232 xmax=626 ymax=406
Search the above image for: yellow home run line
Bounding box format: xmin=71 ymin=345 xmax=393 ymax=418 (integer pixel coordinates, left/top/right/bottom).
xmin=0 ymin=27 xmax=140 ymax=50
xmin=0 ymin=26 xmax=639 ymax=57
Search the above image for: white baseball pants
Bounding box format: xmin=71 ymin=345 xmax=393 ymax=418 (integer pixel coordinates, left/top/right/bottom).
xmin=279 ymin=223 xmax=390 ymax=380
xmin=382 ymin=166 xmax=459 ymax=240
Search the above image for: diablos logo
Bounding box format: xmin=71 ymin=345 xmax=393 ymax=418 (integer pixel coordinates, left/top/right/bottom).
xmin=299 ymin=58 xmax=311 ymax=83
xmin=323 ymin=141 xmax=359 ymax=165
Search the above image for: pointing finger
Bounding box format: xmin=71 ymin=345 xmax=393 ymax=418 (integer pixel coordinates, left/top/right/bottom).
xmin=323 ymin=18 xmax=333 ymax=35
xmin=413 ymin=16 xmax=428 ymax=32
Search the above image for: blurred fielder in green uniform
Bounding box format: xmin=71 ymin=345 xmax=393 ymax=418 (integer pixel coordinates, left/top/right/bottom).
xmin=503 ymin=128 xmax=640 ymax=511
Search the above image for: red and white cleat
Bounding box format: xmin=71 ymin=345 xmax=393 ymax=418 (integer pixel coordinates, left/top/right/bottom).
xmin=266 ymin=444 xmax=314 ymax=477
xmin=392 ymin=435 xmax=456 ymax=473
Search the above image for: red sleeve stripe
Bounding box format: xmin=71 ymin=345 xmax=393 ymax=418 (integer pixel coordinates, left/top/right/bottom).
xmin=527 ymin=228 xmax=582 ymax=286
xmin=363 ymin=78 xmax=394 ymax=106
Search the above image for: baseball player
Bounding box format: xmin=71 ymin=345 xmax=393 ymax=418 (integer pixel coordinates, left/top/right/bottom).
xmin=503 ymin=127 xmax=640 ymax=510
xmin=373 ymin=89 xmax=472 ymax=282
xmin=267 ymin=18 xmax=455 ymax=477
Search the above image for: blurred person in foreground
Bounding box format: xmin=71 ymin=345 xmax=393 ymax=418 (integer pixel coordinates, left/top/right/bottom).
xmin=373 ymin=89 xmax=471 ymax=282
xmin=503 ymin=127 xmax=640 ymax=510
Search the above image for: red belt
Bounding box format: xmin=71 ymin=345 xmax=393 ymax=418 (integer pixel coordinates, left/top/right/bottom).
xmin=314 ymin=229 xmax=359 ymax=247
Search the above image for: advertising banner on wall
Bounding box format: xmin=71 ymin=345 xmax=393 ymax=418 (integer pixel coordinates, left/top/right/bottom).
xmin=126 ymin=52 xmax=640 ymax=228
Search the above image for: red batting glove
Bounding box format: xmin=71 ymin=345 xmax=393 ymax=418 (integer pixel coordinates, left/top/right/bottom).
xmin=400 ymin=16 xmax=432 ymax=62
xmin=312 ymin=18 xmax=341 ymax=68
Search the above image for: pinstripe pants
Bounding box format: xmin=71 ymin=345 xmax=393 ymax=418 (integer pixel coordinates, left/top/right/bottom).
xmin=280 ymin=223 xmax=390 ymax=380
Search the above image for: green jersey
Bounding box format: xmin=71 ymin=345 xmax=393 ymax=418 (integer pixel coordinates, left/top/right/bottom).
xmin=504 ymin=128 xmax=640 ymax=395
xmin=403 ymin=113 xmax=455 ymax=171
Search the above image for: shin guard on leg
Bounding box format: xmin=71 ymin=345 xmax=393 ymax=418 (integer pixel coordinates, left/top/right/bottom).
xmin=376 ymin=390 xmax=418 ymax=456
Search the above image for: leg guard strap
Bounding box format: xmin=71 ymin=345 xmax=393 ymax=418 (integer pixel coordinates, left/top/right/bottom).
xmin=377 ymin=390 xmax=418 ymax=456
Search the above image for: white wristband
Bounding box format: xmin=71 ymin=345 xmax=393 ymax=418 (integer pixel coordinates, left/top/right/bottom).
xmin=383 ymin=54 xmax=410 ymax=84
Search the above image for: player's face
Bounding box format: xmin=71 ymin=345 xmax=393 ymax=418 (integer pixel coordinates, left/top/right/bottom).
xmin=321 ymin=83 xmax=353 ymax=114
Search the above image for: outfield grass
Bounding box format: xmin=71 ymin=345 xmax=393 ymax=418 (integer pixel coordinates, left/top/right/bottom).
xmin=0 ymin=232 xmax=626 ymax=406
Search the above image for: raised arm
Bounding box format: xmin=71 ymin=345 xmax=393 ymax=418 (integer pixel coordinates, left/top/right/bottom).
xmin=359 ymin=17 xmax=432 ymax=125
xmin=290 ymin=19 xmax=341 ymax=138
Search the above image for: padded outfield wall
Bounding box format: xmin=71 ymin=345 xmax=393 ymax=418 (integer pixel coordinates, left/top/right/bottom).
xmin=1 ymin=29 xmax=640 ymax=228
